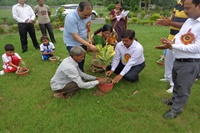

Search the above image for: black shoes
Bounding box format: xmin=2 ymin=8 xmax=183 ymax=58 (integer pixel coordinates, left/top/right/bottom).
xmin=164 ymin=110 xmax=181 ymax=119
xmin=35 ymin=46 xmax=40 ymax=50
xmin=22 ymin=50 xmax=27 ymax=53
xmin=132 ymin=80 xmax=139 ymax=84
xmin=162 ymin=98 xmax=173 ymax=105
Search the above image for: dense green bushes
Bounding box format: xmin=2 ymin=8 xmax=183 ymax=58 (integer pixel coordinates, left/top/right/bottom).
xmin=8 ymin=24 xmax=18 ymax=33
xmin=107 ymin=4 xmax=115 ymax=11
xmin=150 ymin=13 xmax=161 ymax=21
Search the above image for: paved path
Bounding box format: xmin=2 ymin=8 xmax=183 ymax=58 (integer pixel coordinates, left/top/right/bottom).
xmin=92 ymin=18 xmax=105 ymax=24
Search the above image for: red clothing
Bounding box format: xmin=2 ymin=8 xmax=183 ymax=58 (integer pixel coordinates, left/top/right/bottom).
xmin=2 ymin=52 xmax=21 ymax=73
xmin=110 ymin=9 xmax=127 ymax=42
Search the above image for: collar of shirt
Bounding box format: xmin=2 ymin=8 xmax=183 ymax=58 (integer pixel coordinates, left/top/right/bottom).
xmin=196 ymin=17 xmax=200 ymax=22
xmin=119 ymin=40 xmax=136 ymax=49
xmin=43 ymin=43 xmax=50 ymax=48
xmin=75 ymin=8 xmax=81 ymax=20
xmin=68 ymin=56 xmax=79 ymax=67
xmin=17 ymin=3 xmax=27 ymax=7
xmin=6 ymin=52 xmax=15 ymax=57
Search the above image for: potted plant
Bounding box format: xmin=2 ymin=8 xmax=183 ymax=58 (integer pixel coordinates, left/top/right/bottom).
xmin=56 ymin=7 xmax=65 ymax=31
xmin=49 ymin=56 xmax=63 ymax=64
xmin=95 ymin=44 xmax=115 ymax=92
xmin=16 ymin=66 xmax=29 ymax=76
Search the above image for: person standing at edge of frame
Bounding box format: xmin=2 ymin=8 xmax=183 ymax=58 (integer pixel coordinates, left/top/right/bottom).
xmin=156 ymin=0 xmax=188 ymax=93
xmin=155 ymin=0 xmax=200 ymax=119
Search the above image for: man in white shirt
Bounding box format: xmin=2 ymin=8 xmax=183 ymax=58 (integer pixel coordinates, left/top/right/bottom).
xmin=50 ymin=46 xmax=107 ymax=99
xmin=12 ymin=0 xmax=39 ymax=53
xmin=106 ymin=29 xmax=145 ymax=83
xmin=155 ymin=0 xmax=200 ymax=119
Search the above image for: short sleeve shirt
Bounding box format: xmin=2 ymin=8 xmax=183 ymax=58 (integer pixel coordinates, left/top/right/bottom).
xmin=63 ymin=9 xmax=92 ymax=46
xmin=40 ymin=42 xmax=55 ymax=52
xmin=2 ymin=53 xmax=21 ymax=69
xmin=34 ymin=4 xmax=50 ymax=24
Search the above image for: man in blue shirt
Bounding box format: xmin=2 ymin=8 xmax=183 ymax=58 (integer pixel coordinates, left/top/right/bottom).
xmin=63 ymin=1 xmax=97 ymax=72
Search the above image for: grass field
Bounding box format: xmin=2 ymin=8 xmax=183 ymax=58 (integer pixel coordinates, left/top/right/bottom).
xmin=0 ymin=8 xmax=200 ymax=132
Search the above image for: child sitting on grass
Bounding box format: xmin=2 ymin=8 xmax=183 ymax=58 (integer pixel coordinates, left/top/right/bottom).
xmin=0 ymin=44 xmax=25 ymax=75
xmin=40 ymin=36 xmax=55 ymax=60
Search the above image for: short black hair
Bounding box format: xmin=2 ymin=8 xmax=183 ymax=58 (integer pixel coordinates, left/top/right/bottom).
xmin=192 ymin=0 xmax=200 ymax=6
xmin=78 ymin=1 xmax=92 ymax=12
xmin=94 ymin=24 xmax=113 ymax=35
xmin=4 ymin=44 xmax=15 ymax=51
xmin=121 ymin=29 xmax=135 ymax=40
xmin=116 ymin=1 xmax=123 ymax=6
xmin=40 ymin=36 xmax=49 ymax=42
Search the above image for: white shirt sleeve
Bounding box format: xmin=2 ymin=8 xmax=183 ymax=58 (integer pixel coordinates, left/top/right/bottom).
xmin=111 ymin=44 xmax=121 ymax=71
xmin=120 ymin=46 xmax=143 ymax=76
xmin=12 ymin=5 xmax=25 ymax=23
xmin=64 ymin=65 xmax=99 ymax=89
xmin=28 ymin=5 xmax=36 ymax=21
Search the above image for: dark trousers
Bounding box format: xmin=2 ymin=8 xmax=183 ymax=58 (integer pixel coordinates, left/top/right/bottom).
xmin=170 ymin=61 xmax=200 ymax=113
xmin=39 ymin=23 xmax=56 ymax=43
xmin=107 ymin=61 xmax=145 ymax=82
xmin=18 ymin=23 xmax=39 ymax=51
xmin=66 ymin=45 xmax=87 ymax=72
xmin=54 ymin=82 xmax=81 ymax=96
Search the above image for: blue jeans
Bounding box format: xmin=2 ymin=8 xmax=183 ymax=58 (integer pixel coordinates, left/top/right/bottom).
xmin=42 ymin=54 xmax=53 ymax=60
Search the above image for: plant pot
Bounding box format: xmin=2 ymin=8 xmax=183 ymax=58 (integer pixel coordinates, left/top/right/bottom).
xmin=98 ymin=82 xmax=114 ymax=93
xmin=49 ymin=56 xmax=60 ymax=63
xmin=59 ymin=27 xmax=64 ymax=31
xmin=16 ymin=69 xmax=29 ymax=76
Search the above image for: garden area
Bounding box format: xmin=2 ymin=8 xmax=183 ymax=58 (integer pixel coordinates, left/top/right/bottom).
xmin=0 ymin=4 xmax=168 ymax=34
xmin=0 ymin=6 xmax=200 ymax=133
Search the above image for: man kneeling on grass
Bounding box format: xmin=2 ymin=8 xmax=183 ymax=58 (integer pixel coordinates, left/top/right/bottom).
xmin=106 ymin=29 xmax=145 ymax=83
xmin=50 ymin=46 xmax=107 ymax=99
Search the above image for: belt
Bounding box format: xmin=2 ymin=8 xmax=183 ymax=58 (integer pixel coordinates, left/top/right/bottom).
xmin=175 ymin=58 xmax=200 ymax=62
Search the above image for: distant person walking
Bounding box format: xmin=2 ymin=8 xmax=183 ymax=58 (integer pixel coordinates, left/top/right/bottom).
xmin=34 ymin=0 xmax=56 ymax=43
xmin=12 ymin=0 xmax=39 ymax=53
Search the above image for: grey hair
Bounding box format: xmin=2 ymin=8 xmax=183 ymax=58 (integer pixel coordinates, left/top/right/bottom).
xmin=70 ymin=46 xmax=86 ymax=56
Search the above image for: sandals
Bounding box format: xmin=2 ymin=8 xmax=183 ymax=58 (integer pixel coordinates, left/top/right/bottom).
xmin=53 ymin=93 xmax=64 ymax=99
xmin=53 ymin=93 xmax=71 ymax=99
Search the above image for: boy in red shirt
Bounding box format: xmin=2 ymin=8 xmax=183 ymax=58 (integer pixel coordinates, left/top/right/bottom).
xmin=0 ymin=44 xmax=25 ymax=75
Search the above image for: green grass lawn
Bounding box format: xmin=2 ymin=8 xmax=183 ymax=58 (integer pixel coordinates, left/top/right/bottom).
xmin=0 ymin=23 xmax=200 ymax=132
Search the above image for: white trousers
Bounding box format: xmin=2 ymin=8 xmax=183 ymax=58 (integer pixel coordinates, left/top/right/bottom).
xmin=164 ymin=49 xmax=174 ymax=86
